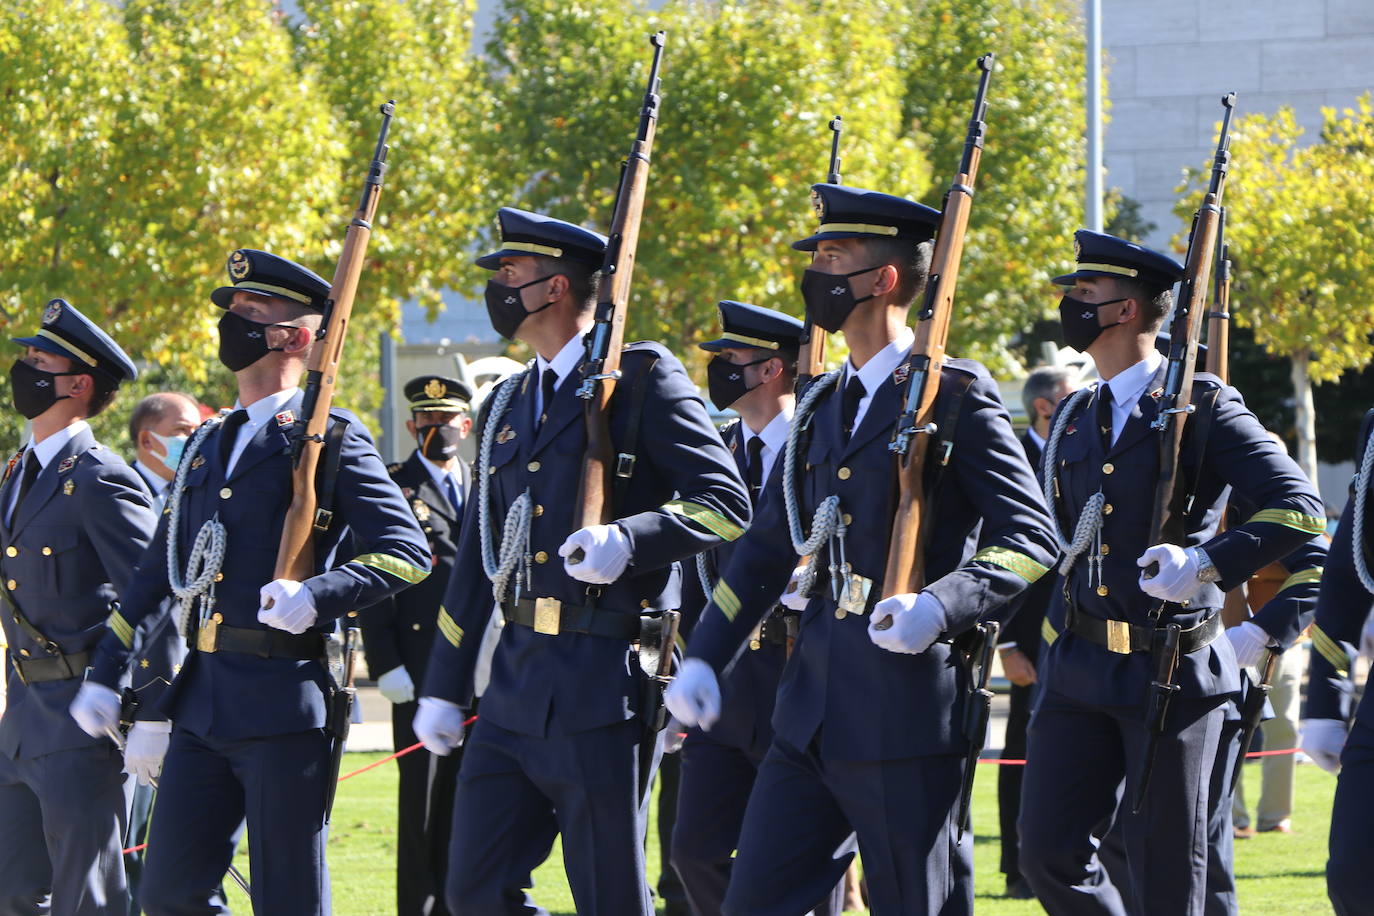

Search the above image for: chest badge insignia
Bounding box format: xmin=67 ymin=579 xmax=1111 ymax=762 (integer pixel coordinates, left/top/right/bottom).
xmin=57 ymin=456 xmax=76 ymax=474
xmin=63 ymin=479 xmax=75 ymax=495
xmin=496 ymin=425 xmax=517 ymax=445
xmin=275 ymin=410 xmax=296 ymax=428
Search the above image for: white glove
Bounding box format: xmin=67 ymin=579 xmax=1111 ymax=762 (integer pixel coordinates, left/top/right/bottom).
xmin=779 ymin=565 xmax=810 ymax=612
xmin=868 ymin=591 xmax=947 ymax=655
xmin=1300 ymin=718 xmax=1347 ymax=774
xmin=559 ymin=524 xmax=633 ymax=584
xmin=1136 ymin=544 xmax=1203 ymax=602
xmin=123 ymin=721 xmax=172 ymax=787
xmin=660 ymin=717 xmax=687 ymax=755
xmin=413 ymin=696 xmax=467 ymax=756
xmin=1227 ymin=621 xmax=1272 ymax=668
xmin=1360 ymin=610 xmax=1374 ymax=662
xmin=258 ymin=579 xmax=318 ymax=634
xmin=664 ymin=658 xmax=721 ymax=730
xmin=70 ymin=681 xmax=122 ymax=739
xmin=376 ymin=666 xmax=416 ymax=704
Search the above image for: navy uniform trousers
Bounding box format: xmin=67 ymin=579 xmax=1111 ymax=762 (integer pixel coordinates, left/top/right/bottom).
xmin=687 ymin=358 xmax=1057 ymax=916
xmin=87 ymin=395 xmax=430 ymax=916
xmin=423 ymin=342 xmax=751 ymax=916
xmin=1020 ymin=371 xmax=1324 ymax=916
xmin=0 ymin=428 xmax=158 ymax=916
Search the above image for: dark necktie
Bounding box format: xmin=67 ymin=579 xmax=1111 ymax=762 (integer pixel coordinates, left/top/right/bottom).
xmin=1096 ymin=382 xmax=1114 ymax=451
xmin=11 ymin=452 xmax=39 ymax=522
xmin=444 ymin=474 xmax=463 ymax=515
xmin=219 ymin=409 xmax=248 ymax=468
xmin=539 ymin=368 xmax=558 ymax=426
xmin=841 ymin=375 xmax=866 ymax=438
xmin=745 ymin=435 xmax=765 ymax=499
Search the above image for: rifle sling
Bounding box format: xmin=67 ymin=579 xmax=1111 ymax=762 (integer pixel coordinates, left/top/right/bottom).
xmin=915 ymin=370 xmax=976 ymax=550
xmin=1182 ymin=387 xmax=1222 ymax=519
xmin=610 ymin=355 xmax=659 ymax=513
xmin=311 ymin=417 xmax=349 ymax=535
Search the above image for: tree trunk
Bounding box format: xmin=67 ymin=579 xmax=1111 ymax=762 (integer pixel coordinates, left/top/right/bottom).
xmin=1290 ymin=349 xmax=1320 ymax=499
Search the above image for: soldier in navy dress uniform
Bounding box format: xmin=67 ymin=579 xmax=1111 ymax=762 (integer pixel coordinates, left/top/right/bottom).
xmin=1300 ymin=411 xmax=1374 ymax=916
xmin=411 ymin=207 xmax=751 ymax=916
xmin=665 ymin=183 xmax=1059 ymax=915
xmin=75 ymin=249 xmax=431 ymax=916
xmin=359 ymin=374 xmax=473 ymax=916
xmin=0 ymin=299 xmax=158 ymax=915
xmin=1016 ymin=230 xmax=1326 ymax=916
xmin=668 ymin=300 xmax=846 ymax=916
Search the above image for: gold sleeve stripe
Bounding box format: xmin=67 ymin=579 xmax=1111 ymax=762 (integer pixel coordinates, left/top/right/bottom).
xmin=665 ymin=500 xmax=745 ymax=542
xmin=353 ymin=553 xmax=430 ymax=585
xmin=107 ymin=611 xmax=134 ymax=649
xmin=1247 ymin=509 xmax=1326 ymax=535
xmin=1311 ymin=624 xmax=1350 ymax=679
xmin=437 ymin=608 xmax=464 ymax=649
xmin=712 ymin=579 xmax=741 ymax=622
xmin=1041 ymin=617 xmax=1059 ymax=647
xmin=972 ymin=547 xmax=1050 ymax=584
xmin=1278 ymin=567 xmax=1323 ymax=593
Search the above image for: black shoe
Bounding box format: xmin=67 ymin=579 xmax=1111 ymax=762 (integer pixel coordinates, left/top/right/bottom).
xmin=1005 ymin=877 xmax=1035 ymax=899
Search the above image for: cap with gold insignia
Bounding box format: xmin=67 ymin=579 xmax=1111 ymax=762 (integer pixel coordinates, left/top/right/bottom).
xmin=14 ymin=299 xmax=138 ymax=382
xmin=210 ymin=249 xmax=331 ymax=312
xmin=792 ymin=184 xmax=941 ymax=252
xmin=1053 ymin=230 xmax=1184 ymax=293
xmin=698 ymin=301 xmax=804 ymax=355
xmin=475 ymin=208 xmax=608 ymax=270
xmin=404 ymin=375 xmax=473 ymax=413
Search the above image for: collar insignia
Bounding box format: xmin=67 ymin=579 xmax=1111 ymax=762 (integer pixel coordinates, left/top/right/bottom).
xmin=1149 ymin=388 xmax=1163 ymax=399
xmin=893 ymin=363 xmax=911 ymax=385
xmin=496 ymin=425 xmax=516 ymax=445
xmin=57 ymin=456 xmax=76 ymax=474
xmin=275 ymin=410 xmax=295 ymax=428
xmin=191 ymin=455 xmax=206 ymax=470
xmin=1066 ymin=424 xmax=1077 ymax=436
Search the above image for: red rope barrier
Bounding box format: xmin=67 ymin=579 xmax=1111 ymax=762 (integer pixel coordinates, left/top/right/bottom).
xmin=981 ymin=747 xmax=1302 ymax=766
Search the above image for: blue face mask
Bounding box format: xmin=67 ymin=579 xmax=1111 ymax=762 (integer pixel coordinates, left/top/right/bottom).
xmin=149 ymin=430 xmax=188 ymax=471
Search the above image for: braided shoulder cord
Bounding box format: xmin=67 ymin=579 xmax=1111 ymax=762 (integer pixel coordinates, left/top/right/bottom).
xmin=477 ymin=369 xmax=534 ymax=603
xmin=1351 ymin=424 xmax=1374 ymax=595
xmin=782 ymin=370 xmax=844 ymax=597
xmin=166 ymin=415 xmax=228 ymax=637
xmin=1040 ymin=386 xmax=1106 ymax=576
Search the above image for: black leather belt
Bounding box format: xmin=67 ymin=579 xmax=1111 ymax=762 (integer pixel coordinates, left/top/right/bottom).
xmin=1066 ymin=605 xmax=1223 ymax=656
xmin=503 ymin=597 xmax=643 ymax=640
xmin=11 ymin=650 xmax=88 ymax=684
xmin=756 ymin=608 xmax=798 ymax=647
xmin=197 ymin=620 xmax=325 ymax=660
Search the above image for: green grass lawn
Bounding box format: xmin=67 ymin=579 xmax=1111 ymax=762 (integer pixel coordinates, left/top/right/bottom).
xmin=219 ymin=752 xmax=1339 ymax=914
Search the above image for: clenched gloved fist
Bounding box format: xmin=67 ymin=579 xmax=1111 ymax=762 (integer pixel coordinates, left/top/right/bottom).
xmin=868 ymin=591 xmax=947 ymax=655
xmin=1300 ymin=718 xmax=1347 ymax=775
xmin=413 ymin=697 xmax=467 ymax=756
xmin=1136 ymin=544 xmax=1203 ymax=603
xmin=124 ymin=721 xmax=172 ymax=787
xmin=377 ymin=666 xmax=416 ymax=705
xmin=559 ymin=524 xmax=632 ymax=584
xmin=664 ymin=658 xmax=721 ymax=730
xmin=70 ymin=681 xmax=122 ymax=739
xmin=258 ymin=579 xmax=318 ymax=634
xmin=1226 ymin=621 xmax=1272 ymax=668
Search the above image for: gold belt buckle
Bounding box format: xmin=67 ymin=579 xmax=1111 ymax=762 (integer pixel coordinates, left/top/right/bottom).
xmin=198 ymin=613 xmax=222 ymax=653
xmin=533 ymin=598 xmax=561 ymax=636
xmin=1106 ymin=618 xmax=1132 ymax=655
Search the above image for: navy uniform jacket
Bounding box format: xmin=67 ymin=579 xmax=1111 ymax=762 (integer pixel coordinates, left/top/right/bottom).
xmin=1000 ymin=431 xmax=1053 ymax=663
xmin=1306 ymin=410 xmax=1374 ymax=726
xmin=688 ymin=358 xmax=1058 ymax=762
xmin=422 ymin=342 xmax=751 ymax=738
xmin=1041 ymin=368 xmax=1325 ymax=707
xmin=126 ymin=462 xmax=190 ymax=725
xmin=360 ymin=451 xmax=469 ymax=686
xmin=678 ymin=419 xmax=786 ymax=759
xmin=1225 ymin=493 xmax=1327 ymax=650
xmin=0 ymin=427 xmax=157 ymax=758
xmin=89 ymin=392 xmax=431 ymax=739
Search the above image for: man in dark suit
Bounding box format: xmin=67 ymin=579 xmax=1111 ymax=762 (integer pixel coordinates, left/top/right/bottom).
xmin=78 ymin=249 xmax=430 ymax=916
xmin=666 ymin=183 xmax=1059 ymax=915
xmin=360 ymin=374 xmax=473 ymax=916
xmin=0 ymin=299 xmax=158 ymax=915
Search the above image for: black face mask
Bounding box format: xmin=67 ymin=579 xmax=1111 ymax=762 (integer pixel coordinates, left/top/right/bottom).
xmin=10 ymin=360 xmax=79 ymax=420
xmin=706 ymin=355 xmax=770 ymax=411
xmin=799 ymin=265 xmax=883 ymax=333
xmin=1058 ymin=295 xmax=1129 ymax=352
xmin=218 ymin=310 xmax=298 ymax=372
xmin=417 ymin=423 xmax=464 ymax=461
xmin=484 ymin=275 xmax=555 ymax=340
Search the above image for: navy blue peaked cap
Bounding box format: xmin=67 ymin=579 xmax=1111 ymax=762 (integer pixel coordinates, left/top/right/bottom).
xmin=405 ymin=375 xmax=473 ymax=412
xmin=792 ymin=184 xmax=941 ymax=251
xmin=210 ymin=249 xmax=331 ymax=311
xmin=14 ymin=299 xmax=138 ymax=382
xmin=1053 ymin=230 xmax=1184 ymax=292
xmin=476 ymin=208 xmax=608 ymax=270
xmin=699 ymin=300 xmax=804 ymax=354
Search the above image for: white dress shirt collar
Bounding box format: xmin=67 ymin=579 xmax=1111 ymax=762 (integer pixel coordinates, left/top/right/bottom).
xmin=27 ymin=420 xmax=89 ymax=469
xmin=1098 ymin=350 xmax=1163 ymax=444
xmin=741 ymin=405 xmax=793 ymax=484
xmin=843 ymin=326 xmax=915 ymax=433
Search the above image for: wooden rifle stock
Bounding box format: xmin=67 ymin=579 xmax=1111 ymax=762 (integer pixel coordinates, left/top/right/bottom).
xmin=274 ymin=101 xmax=395 ymax=583
xmin=574 ymin=33 xmax=666 ymax=536
xmin=796 ymin=116 xmax=844 ymax=392
xmin=1205 ymin=210 xmax=1231 ymax=383
xmin=877 ymin=55 xmax=994 ymax=614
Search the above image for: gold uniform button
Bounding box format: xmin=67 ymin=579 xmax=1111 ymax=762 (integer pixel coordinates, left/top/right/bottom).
xmin=837 ymin=467 xmax=852 ymax=480
xmin=412 ymin=622 xmax=423 ymax=631
xmin=6 ymin=579 xmax=15 ymax=590
xmin=1096 ymin=585 xmax=1109 ymax=596
xmin=1100 ymin=544 xmax=1110 ymax=556
xmin=41 ymin=547 xmax=51 ymax=557
xmin=214 ymin=572 xmax=224 ymax=582
xmin=842 ymin=513 xmax=853 ymax=525
xmin=749 ymin=638 xmax=762 ymax=651
xmin=534 ymin=505 xmax=544 ymax=517
xmin=1104 ymin=503 xmax=1114 ymax=515
xmin=4 ymin=547 xmax=15 ymax=558
xmin=219 ymin=487 xmax=233 ymax=499
xmin=19 ymin=648 xmax=29 ymax=657
xmin=212 ymin=612 xmax=224 ymax=624
xmin=534 ymin=550 xmax=549 ymax=564
xmin=488 ymin=466 xmax=497 ymax=476
xmin=835 ymin=607 xmax=848 ymax=620
xmin=347 ymin=610 xmax=358 ymax=618
xmin=1102 ymin=463 xmax=1114 ymax=475
xmin=527 ymin=461 xmax=541 ymax=473
xmin=640 ymin=599 xmax=651 ymax=609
